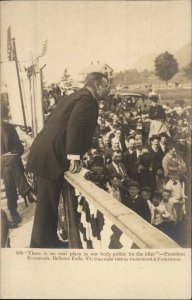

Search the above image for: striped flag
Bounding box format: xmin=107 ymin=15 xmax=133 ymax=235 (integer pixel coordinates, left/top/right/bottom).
xmin=7 ymin=26 xmax=15 ymax=61
xmin=37 ymin=40 xmax=48 ymax=58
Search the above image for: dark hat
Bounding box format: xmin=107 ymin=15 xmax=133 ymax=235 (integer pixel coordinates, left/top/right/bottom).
xmin=150 ymin=135 xmax=159 ymax=142
xmin=128 ymin=180 xmax=140 ymax=189
xmin=127 ymin=135 xmax=135 ymax=142
xmin=141 ymin=187 xmax=152 ymax=193
xmin=159 ymin=132 xmax=169 ymax=139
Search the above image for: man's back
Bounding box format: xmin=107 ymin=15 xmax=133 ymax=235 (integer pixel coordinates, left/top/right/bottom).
xmin=26 ymin=88 xmax=98 ymax=180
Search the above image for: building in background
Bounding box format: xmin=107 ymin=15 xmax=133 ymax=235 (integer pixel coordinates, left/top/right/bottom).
xmin=80 ymin=61 xmax=113 ymax=84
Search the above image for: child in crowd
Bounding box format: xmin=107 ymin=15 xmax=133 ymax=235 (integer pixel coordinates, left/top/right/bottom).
xmin=148 ymin=191 xmax=170 ymax=230
xmin=165 ymin=168 xmax=186 ymax=216
xmin=160 ymin=189 xmax=177 ymax=240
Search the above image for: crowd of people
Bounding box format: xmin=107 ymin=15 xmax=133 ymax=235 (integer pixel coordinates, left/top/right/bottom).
xmin=1 ymin=76 xmax=191 ymax=248
xmin=56 ymin=89 xmax=190 ymax=246
xmin=41 ymin=83 xmax=191 ymax=246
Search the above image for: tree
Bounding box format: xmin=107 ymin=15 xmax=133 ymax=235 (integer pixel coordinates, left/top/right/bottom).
xmin=154 ymin=52 xmax=179 ymax=84
xmin=183 ymin=62 xmax=192 ymax=80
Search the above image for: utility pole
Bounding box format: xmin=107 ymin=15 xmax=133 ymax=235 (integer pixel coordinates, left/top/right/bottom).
xmin=12 ymin=38 xmax=28 ymax=132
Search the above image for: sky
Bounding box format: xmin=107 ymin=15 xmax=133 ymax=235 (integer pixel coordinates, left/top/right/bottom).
xmin=1 ymin=0 xmax=191 ymax=83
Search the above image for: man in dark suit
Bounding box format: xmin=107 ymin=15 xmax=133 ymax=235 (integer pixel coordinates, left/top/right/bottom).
xmin=131 ymin=153 xmax=157 ymax=192
xmin=1 ymin=102 xmax=36 ymax=225
xmin=111 ymin=125 xmax=127 ymax=153
xmin=158 ymin=132 xmax=169 ymax=159
xmin=107 ymin=173 xmax=129 ymax=204
xmin=125 ymin=181 xmax=151 ymax=222
xmin=106 ymin=150 xmax=129 ymax=185
xmin=26 ymin=72 xmax=109 ymax=248
xmin=122 ymin=135 xmax=136 ymax=176
xmin=148 ymin=135 xmax=164 ymax=190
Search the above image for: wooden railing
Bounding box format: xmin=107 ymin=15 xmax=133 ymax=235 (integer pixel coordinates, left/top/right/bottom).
xmin=62 ymin=171 xmax=180 ymax=249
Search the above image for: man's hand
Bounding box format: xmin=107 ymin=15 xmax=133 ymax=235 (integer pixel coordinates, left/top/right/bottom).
xmin=69 ymin=160 xmax=81 ymax=173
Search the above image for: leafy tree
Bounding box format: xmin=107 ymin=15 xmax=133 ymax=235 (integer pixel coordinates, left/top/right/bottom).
xmin=154 ymin=52 xmax=178 ymax=84
xmin=183 ymin=62 xmax=192 ymax=80
xmin=114 ymin=69 xmax=142 ymax=85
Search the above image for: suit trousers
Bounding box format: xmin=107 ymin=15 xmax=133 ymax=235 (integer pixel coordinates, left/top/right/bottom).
xmin=1 ymin=156 xmax=31 ymax=213
xmin=30 ymin=174 xmax=64 ymax=248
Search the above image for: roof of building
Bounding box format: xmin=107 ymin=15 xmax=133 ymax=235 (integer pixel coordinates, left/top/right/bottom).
xmin=80 ymin=63 xmax=113 ymax=74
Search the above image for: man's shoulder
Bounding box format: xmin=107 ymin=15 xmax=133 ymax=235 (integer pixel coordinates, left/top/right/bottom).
xmin=73 ymin=87 xmax=94 ymax=100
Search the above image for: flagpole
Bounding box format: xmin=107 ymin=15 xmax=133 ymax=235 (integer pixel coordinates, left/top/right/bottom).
xmin=40 ymin=64 xmax=46 ymax=126
xmin=12 ymin=38 xmax=28 ymax=133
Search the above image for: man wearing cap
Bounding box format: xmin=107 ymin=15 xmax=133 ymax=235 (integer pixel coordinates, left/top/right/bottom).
xmin=125 ymin=181 xmax=151 ymax=222
xmin=125 ymin=181 xmax=140 ymax=209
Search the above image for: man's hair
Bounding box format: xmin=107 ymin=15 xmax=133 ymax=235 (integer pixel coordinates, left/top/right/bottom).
xmin=112 ymin=149 xmax=122 ymax=156
xmin=84 ymin=72 xmax=108 ymax=88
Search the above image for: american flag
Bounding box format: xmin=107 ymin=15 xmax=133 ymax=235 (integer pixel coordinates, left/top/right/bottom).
xmin=37 ymin=40 xmax=48 ymax=59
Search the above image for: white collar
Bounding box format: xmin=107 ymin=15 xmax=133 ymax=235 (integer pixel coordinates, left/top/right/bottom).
xmin=85 ymin=87 xmax=97 ymax=100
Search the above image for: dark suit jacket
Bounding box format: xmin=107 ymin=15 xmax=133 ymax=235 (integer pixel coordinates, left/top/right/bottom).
xmin=149 ymin=147 xmax=163 ymax=174
xmin=1 ymin=121 xmax=24 ymax=156
xmin=106 ymin=162 xmax=128 ymax=180
xmin=158 ymin=145 xmax=168 ymax=160
xmin=124 ymin=195 xmax=151 ymax=223
xmin=123 ymin=150 xmax=137 ymax=177
xmin=26 ymin=88 xmax=98 ymax=180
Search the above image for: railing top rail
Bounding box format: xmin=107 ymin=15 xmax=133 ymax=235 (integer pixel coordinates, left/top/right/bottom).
xmin=64 ymin=171 xmax=181 ymax=249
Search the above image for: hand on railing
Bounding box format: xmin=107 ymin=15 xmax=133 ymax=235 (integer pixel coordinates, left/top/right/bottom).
xmin=69 ymin=160 xmax=82 ymax=173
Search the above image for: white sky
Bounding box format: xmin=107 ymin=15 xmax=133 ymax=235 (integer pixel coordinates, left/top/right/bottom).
xmin=1 ymin=0 xmax=191 ymax=83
